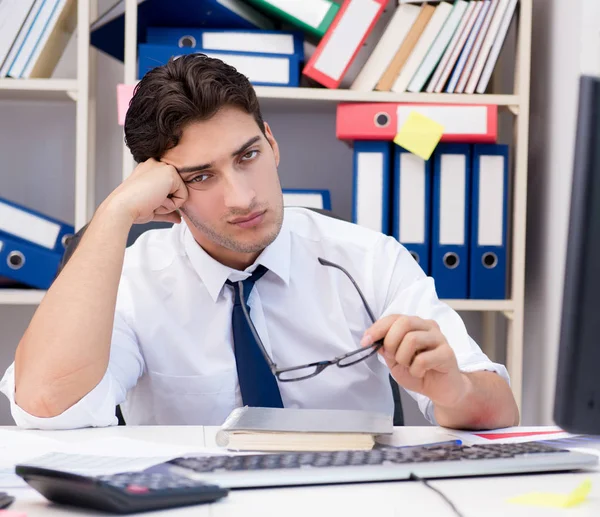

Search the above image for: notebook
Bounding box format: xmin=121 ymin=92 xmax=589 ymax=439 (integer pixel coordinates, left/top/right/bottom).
xmin=215 ymin=407 xmax=393 ymax=452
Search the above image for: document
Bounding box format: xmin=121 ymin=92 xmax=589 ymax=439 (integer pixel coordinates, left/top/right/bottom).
xmin=0 ymin=432 xmax=212 ymax=488
xmin=444 ymin=426 xmax=575 ymax=445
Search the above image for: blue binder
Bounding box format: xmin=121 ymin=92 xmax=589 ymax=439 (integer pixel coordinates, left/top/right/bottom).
xmin=138 ymin=44 xmax=301 ymax=86
xmin=0 ymin=197 xmax=74 ymax=254
xmin=392 ymin=146 xmax=432 ymax=274
xmin=146 ymin=28 xmax=305 ymax=62
xmin=0 ymin=233 xmax=62 ymax=289
xmin=431 ymin=144 xmax=471 ymax=298
xmin=470 ymin=144 xmax=509 ymax=299
xmin=91 ymin=0 xmax=275 ymax=62
xmin=352 ymin=141 xmax=391 ymax=235
xmin=282 ymin=189 xmax=332 ymax=211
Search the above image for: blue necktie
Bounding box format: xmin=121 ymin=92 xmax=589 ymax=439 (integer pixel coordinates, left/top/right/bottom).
xmin=226 ymin=265 xmax=284 ymax=408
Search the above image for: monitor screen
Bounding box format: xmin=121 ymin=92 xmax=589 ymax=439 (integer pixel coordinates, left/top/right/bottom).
xmin=554 ymin=75 xmax=600 ymax=434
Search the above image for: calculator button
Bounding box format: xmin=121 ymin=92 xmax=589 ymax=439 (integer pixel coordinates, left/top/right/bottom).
xmin=126 ymin=485 xmax=150 ymax=494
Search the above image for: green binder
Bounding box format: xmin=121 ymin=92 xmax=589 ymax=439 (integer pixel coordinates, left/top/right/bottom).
xmin=244 ymin=0 xmax=340 ymax=39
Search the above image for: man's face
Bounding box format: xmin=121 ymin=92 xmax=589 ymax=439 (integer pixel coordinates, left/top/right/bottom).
xmin=162 ymin=105 xmax=284 ymax=268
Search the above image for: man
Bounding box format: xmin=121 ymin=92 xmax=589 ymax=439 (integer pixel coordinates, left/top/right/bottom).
xmin=0 ymin=55 xmax=518 ymax=429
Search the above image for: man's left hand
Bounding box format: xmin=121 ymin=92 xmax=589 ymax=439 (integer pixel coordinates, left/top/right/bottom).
xmin=361 ymin=315 xmax=469 ymax=410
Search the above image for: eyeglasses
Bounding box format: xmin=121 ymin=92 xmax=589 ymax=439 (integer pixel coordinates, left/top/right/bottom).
xmin=237 ymin=257 xmax=384 ymax=382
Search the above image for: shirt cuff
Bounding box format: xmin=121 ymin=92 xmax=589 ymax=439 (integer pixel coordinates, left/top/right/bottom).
xmin=0 ymin=363 xmax=118 ymax=429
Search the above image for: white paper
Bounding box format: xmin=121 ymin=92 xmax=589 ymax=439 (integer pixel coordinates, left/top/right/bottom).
xmin=0 ymin=433 xmax=212 ymax=487
xmin=444 ymin=426 xmax=576 ymax=445
xmin=18 ymin=452 xmax=177 ymax=476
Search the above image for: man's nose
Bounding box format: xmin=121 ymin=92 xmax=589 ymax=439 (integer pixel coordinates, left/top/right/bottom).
xmin=223 ymin=173 xmax=256 ymax=210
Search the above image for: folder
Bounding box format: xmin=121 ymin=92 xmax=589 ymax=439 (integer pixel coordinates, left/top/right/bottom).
xmin=302 ymin=0 xmax=389 ymax=89
xmin=22 ymin=0 xmax=76 ymax=79
xmin=0 ymin=0 xmax=36 ymax=71
xmin=392 ymin=147 xmax=432 ymax=275
xmin=138 ymin=44 xmax=300 ymax=86
xmin=375 ymin=3 xmax=436 ymax=92
xmin=465 ymin=0 xmax=514 ymax=94
xmin=0 ymin=0 xmax=44 ymax=78
xmin=454 ymin=0 xmax=499 ymax=94
xmin=145 ymin=28 xmax=304 ymax=61
xmin=392 ymin=1 xmax=453 ymax=93
xmin=427 ymin=0 xmax=480 ymax=94
xmin=7 ymin=0 xmax=64 ymax=78
xmin=0 ymin=233 xmax=62 ymax=289
xmin=336 ymin=103 xmax=498 ymax=143
xmin=431 ymin=144 xmax=471 ymax=299
xmin=0 ymin=197 xmax=74 ymax=254
xmin=90 ymin=0 xmax=275 ymax=62
xmin=470 ymin=144 xmax=509 ymax=299
xmin=445 ymin=0 xmax=491 ymax=94
xmin=350 ymin=4 xmax=422 ymax=92
xmin=352 ymin=141 xmax=391 ymax=234
xmin=243 ymin=0 xmax=340 ymax=39
xmin=282 ymin=189 xmax=332 ymax=211
xmin=476 ymin=0 xmax=518 ymax=94
xmin=406 ymin=0 xmax=469 ymax=93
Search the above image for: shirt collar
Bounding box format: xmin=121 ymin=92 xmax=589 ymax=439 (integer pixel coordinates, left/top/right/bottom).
xmin=182 ymin=216 xmax=291 ymax=302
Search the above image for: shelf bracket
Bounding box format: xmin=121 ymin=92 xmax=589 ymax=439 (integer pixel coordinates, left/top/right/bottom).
xmin=67 ymin=89 xmax=78 ymax=102
xmin=502 ymin=310 xmax=515 ymax=320
xmin=507 ymin=105 xmax=520 ymax=116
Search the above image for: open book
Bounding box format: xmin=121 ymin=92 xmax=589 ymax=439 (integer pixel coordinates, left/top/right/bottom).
xmin=216 ymin=407 xmax=393 ymax=452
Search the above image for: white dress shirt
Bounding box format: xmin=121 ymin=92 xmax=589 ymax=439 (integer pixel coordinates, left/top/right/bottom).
xmin=0 ymin=207 xmax=509 ymax=429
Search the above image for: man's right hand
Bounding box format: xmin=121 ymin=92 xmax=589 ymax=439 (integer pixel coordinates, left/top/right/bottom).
xmin=106 ymin=158 xmax=189 ymax=225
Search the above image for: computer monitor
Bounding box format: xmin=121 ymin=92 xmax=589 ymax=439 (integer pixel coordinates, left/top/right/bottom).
xmin=554 ymin=74 xmax=600 ymax=434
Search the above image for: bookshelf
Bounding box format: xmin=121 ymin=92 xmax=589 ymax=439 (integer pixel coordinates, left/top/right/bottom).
xmin=0 ymin=1 xmax=531 ymax=412
xmin=0 ymin=2 xmax=95 ymax=299
xmin=114 ymin=0 xmax=532 ymax=409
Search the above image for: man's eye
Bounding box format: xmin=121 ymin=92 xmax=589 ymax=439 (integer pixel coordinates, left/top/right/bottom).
xmin=188 ymin=174 xmax=210 ymax=184
xmin=241 ymin=150 xmax=259 ymax=161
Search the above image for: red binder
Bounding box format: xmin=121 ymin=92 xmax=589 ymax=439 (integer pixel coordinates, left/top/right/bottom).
xmin=336 ymin=103 xmax=498 ymax=143
xmin=302 ymin=0 xmax=388 ymax=89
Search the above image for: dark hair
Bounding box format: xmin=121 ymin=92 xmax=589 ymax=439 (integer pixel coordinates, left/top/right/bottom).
xmin=124 ymin=54 xmax=266 ymax=163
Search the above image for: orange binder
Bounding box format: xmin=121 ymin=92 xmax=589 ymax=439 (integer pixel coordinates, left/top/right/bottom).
xmin=336 ymin=102 xmax=498 ymax=143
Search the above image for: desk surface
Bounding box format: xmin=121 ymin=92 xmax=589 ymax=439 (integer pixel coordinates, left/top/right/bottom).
xmin=4 ymin=426 xmax=600 ymax=517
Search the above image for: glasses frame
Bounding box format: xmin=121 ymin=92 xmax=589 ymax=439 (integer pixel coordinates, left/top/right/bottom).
xmin=236 ymin=257 xmax=384 ymax=382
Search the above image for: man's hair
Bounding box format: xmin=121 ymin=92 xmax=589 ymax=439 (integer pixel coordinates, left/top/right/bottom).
xmin=124 ymin=54 xmax=266 ymax=163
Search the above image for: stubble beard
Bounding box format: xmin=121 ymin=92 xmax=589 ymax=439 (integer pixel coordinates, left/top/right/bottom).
xmin=181 ymin=202 xmax=284 ymax=254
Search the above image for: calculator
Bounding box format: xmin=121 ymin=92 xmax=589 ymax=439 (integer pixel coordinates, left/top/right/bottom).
xmin=15 ymin=465 xmax=229 ymax=514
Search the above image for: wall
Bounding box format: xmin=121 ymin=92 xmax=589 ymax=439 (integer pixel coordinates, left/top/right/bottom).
xmin=523 ymin=0 xmax=600 ymax=425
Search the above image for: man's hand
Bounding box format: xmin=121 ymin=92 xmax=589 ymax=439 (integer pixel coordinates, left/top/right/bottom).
xmin=361 ymin=314 xmax=519 ymax=429
xmin=361 ymin=315 xmax=469 ymax=410
xmin=105 ymin=158 xmax=189 ymax=225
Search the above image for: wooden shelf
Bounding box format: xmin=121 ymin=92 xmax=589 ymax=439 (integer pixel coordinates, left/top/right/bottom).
xmin=0 ymin=290 xmax=513 ymax=312
xmin=0 ymin=79 xmax=78 ymax=101
xmin=124 ymin=82 xmax=519 ymax=109
xmin=0 ymin=289 xmax=46 ymax=305
xmin=444 ymin=299 xmax=514 ymax=312
xmin=254 ymin=86 xmax=520 ymax=108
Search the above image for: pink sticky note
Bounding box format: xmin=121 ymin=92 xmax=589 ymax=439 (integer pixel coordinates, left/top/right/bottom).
xmin=117 ymin=83 xmax=136 ymax=126
xmin=0 ymin=511 xmax=27 ymax=517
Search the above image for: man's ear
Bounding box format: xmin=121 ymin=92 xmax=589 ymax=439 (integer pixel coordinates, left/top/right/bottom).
xmin=263 ymin=122 xmax=280 ymax=167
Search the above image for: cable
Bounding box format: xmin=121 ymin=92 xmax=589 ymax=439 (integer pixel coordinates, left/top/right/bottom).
xmin=409 ymin=473 xmax=465 ymax=517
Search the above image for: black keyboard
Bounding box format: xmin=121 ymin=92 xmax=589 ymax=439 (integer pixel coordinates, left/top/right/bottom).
xmin=169 ymin=441 xmax=567 ymax=473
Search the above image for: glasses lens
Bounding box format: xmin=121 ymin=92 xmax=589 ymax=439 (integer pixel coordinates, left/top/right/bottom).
xmin=337 ymin=345 xmax=379 ymax=368
xmin=278 ymin=365 xmax=323 ymax=382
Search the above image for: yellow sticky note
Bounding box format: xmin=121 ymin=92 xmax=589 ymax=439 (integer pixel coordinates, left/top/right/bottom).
xmin=507 ymin=479 xmax=592 ymax=508
xmin=393 ymin=111 xmax=444 ymax=161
